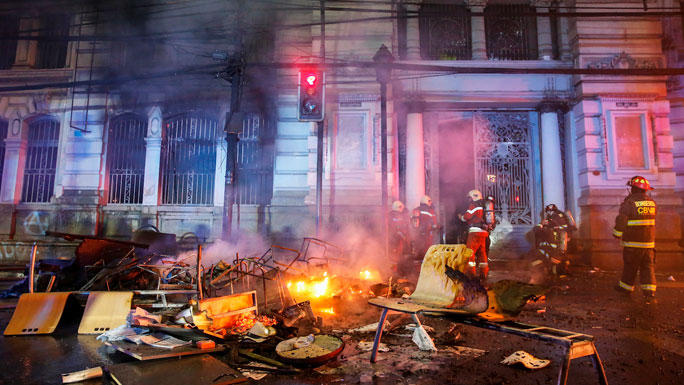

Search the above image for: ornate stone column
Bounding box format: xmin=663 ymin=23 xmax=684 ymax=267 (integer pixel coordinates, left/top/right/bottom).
xmin=466 ymin=0 xmax=488 ymax=60
xmin=532 ymin=0 xmax=554 ymax=60
xmin=405 ymin=3 xmax=421 ymax=60
xmin=405 ymin=101 xmax=425 ymax=209
xmin=539 ymin=102 xmax=565 ymax=210
xmin=142 ymin=107 xmax=162 ymax=205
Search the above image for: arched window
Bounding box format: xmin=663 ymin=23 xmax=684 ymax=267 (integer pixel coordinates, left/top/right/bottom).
xmin=107 ymin=114 xmax=147 ymax=204
xmin=0 ymin=119 xmax=7 ymax=193
xmin=21 ymin=116 xmax=60 ymax=203
xmin=160 ymin=113 xmax=217 ymax=205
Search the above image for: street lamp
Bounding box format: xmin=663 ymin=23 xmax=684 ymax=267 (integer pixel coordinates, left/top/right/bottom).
xmin=373 ymin=44 xmax=394 ymax=259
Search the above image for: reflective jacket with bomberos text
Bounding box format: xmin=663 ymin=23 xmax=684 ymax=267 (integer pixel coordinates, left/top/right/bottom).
xmin=612 ymin=192 xmax=656 ymax=249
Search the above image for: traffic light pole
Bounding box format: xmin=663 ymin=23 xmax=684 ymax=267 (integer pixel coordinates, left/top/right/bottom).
xmin=315 ymin=0 xmax=326 ymax=236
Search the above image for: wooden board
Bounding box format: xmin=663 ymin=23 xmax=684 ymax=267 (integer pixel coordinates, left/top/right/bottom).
xmin=78 ymin=291 xmax=133 ymax=334
xmin=368 ymin=297 xmax=471 ymax=316
xmin=3 ymin=292 xmax=73 ymax=335
xmin=108 ymin=354 xmax=246 ymax=385
xmin=198 ymin=291 xmax=257 ymax=330
xmin=105 ymin=339 xmax=226 ymax=360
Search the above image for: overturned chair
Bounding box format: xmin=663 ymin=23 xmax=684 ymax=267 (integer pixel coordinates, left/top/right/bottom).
xmin=367 ymin=244 xmax=608 ymax=385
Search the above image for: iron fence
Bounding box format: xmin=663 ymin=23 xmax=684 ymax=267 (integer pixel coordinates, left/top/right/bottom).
xmin=160 ymin=113 xmax=217 ymax=205
xmin=21 ymin=117 xmax=60 ymax=203
xmin=107 ymin=114 xmax=147 ymax=204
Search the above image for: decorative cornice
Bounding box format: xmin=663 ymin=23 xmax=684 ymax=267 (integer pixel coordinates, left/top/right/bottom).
xmin=598 ymin=93 xmax=659 ymax=102
xmin=337 ymin=93 xmax=379 ymax=103
xmin=586 ymin=52 xmax=660 ymax=70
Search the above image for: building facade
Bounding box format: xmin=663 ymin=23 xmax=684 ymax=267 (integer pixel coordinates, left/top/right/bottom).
xmin=0 ymin=0 xmax=682 ymax=269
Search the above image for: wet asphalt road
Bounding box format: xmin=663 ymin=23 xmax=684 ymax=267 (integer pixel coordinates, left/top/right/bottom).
xmin=1 ymin=267 xmax=683 ymax=385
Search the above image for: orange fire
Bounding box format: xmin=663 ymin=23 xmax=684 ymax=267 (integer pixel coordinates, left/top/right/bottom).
xmin=359 ymin=269 xmax=376 ymax=280
xmin=287 ymin=274 xmax=331 ymax=299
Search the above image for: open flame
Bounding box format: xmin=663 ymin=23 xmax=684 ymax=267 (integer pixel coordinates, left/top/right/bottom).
xmin=287 ymin=274 xmax=331 ymax=299
xmin=359 ymin=269 xmax=375 ymax=280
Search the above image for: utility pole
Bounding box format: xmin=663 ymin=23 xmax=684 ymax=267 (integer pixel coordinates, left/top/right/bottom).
xmin=373 ymin=45 xmax=394 ymax=259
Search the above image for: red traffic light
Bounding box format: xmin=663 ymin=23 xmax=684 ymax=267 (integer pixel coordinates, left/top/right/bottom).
xmin=305 ymin=74 xmax=317 ymax=86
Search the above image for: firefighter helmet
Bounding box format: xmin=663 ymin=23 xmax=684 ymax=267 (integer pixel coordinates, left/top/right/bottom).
xmin=545 ymin=203 xmax=558 ymax=213
xmin=467 ymin=190 xmax=482 ymax=201
xmin=392 ymin=200 xmax=405 ymax=212
xmin=420 ymin=195 xmax=432 ymax=205
xmin=627 ymin=176 xmax=653 ymax=191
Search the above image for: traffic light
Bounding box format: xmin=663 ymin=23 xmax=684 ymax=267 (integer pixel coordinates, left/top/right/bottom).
xmin=297 ymin=69 xmax=325 ymax=121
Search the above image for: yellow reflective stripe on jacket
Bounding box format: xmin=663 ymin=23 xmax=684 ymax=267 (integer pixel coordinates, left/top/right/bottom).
xmin=627 ymin=219 xmax=655 ymax=226
xmin=612 ymin=228 xmax=623 ymax=237
xmin=621 ymin=241 xmax=655 ymax=248
xmin=619 ymin=281 xmax=634 ymax=291
xmin=640 ymin=284 xmax=656 ymax=292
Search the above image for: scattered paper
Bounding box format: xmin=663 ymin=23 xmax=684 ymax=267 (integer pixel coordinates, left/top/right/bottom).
xmin=444 ymin=345 xmax=486 ymax=358
xmin=358 ymin=341 xmax=389 ymax=352
xmin=501 ymin=351 xmax=550 ymax=369
xmin=412 ymin=326 xmax=437 ymax=351
xmin=126 ymin=333 xmax=192 ymax=349
xmin=348 ymin=321 xmax=391 ymax=333
xmin=129 ymin=307 xmax=162 ymax=326
xmin=239 ymin=361 xmax=276 ymax=381
xmin=405 ymin=324 xmax=434 ymax=333
xmin=96 ymin=325 xmax=147 ymax=342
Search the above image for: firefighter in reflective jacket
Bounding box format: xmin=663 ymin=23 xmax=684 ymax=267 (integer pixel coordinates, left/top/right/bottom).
xmin=613 ymin=176 xmax=657 ymax=303
xmin=389 ymin=200 xmax=411 ymax=273
xmin=533 ymin=204 xmax=575 ymax=276
xmin=411 ymin=195 xmax=438 ymax=259
xmin=459 ymin=190 xmax=489 ymax=280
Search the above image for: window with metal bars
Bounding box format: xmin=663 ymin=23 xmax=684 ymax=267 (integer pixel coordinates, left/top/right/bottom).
xmin=419 ymin=4 xmax=472 ymax=60
xmin=0 ymin=119 xmax=7 ymax=193
xmin=485 ymin=4 xmax=538 ymax=60
xmin=35 ymin=14 xmax=70 ymax=69
xmin=237 ymin=114 xmax=274 ymax=205
xmin=21 ymin=116 xmax=60 ymax=203
xmin=0 ymin=15 xmax=18 ymax=70
xmin=106 ymin=114 xmax=147 ymax=204
xmin=160 ymin=113 xmax=217 ymax=205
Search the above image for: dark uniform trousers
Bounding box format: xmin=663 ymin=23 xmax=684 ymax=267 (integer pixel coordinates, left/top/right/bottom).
xmin=619 ymin=247 xmax=656 ymax=292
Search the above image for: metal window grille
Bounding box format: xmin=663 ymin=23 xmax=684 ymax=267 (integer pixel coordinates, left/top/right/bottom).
xmin=160 ymin=113 xmax=217 ymax=205
xmin=485 ymin=4 xmax=538 ymax=60
xmin=237 ymin=114 xmax=273 ymax=205
xmin=107 ymin=114 xmax=147 ymax=204
xmin=21 ymin=117 xmax=60 ymax=203
xmin=419 ymin=4 xmax=472 ymax=60
xmin=474 ymin=112 xmax=533 ymax=226
xmin=35 ymin=14 xmax=69 ymax=69
xmin=0 ymin=15 xmax=18 ymax=70
xmin=0 ymin=120 xmax=7 ymax=193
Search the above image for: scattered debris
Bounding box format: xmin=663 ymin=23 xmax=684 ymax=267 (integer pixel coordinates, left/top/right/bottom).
xmin=667 ymin=275 xmax=675 ymax=281
xmin=61 ymin=367 xmax=103 ymax=384
xmin=444 ymin=345 xmax=486 ymax=358
xmin=358 ymin=341 xmax=388 ymax=352
xmin=107 ymin=355 xmax=246 ymax=385
xmin=348 ymin=321 xmax=391 ymax=334
xmin=412 ymin=325 xmax=437 ymax=351
xmin=501 ymin=350 xmax=551 ymax=369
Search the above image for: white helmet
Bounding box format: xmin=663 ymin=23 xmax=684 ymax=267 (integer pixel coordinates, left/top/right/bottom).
xmin=420 ymin=195 xmax=432 ymax=205
xmin=392 ymin=200 xmax=405 ymax=212
xmin=467 ymin=190 xmax=482 ymax=201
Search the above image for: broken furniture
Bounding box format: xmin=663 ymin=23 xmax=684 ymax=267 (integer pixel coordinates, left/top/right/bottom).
xmin=367 ymin=242 xmax=608 ymax=385
xmin=367 ymin=297 xmax=608 ymax=384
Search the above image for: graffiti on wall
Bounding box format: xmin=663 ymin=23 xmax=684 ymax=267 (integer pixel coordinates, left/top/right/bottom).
xmin=0 ymin=241 xmax=30 ymax=261
xmin=23 ymin=211 xmax=49 ymax=235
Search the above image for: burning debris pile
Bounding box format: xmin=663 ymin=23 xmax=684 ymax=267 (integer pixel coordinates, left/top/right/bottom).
xmin=2 ymin=232 xmax=608 ymax=385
